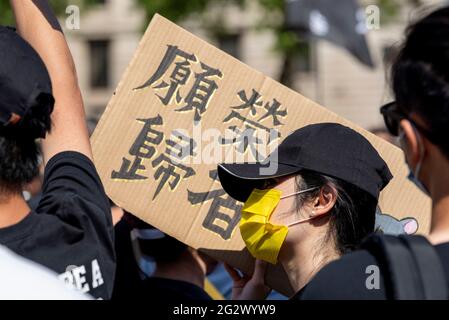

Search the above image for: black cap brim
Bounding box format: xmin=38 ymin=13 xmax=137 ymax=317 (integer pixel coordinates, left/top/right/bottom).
xmin=217 ymin=162 xmax=301 ymax=202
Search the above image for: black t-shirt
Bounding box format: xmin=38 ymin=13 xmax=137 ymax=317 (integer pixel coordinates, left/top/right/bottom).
xmin=111 ymin=218 xmax=142 ymax=300
xmin=0 ymin=152 xmax=115 ymax=299
xmin=294 ymin=242 xmax=449 ymax=300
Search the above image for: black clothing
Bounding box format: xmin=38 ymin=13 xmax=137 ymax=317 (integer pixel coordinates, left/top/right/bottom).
xmin=0 ymin=152 xmax=115 ymax=299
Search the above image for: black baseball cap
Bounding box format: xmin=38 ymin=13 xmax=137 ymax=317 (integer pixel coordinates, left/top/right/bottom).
xmin=0 ymin=26 xmax=54 ymax=138
xmin=218 ymin=123 xmax=393 ymax=202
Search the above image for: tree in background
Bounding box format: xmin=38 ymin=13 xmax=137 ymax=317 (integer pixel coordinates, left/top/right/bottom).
xmin=0 ymin=0 xmax=103 ymax=24
xmin=0 ymin=0 xmax=424 ymax=86
xmin=136 ymin=0 xmax=425 ymax=87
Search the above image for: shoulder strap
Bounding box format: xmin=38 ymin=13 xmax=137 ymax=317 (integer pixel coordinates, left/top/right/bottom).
xmin=399 ymin=235 xmax=447 ymax=299
xmin=362 ymin=234 xmax=447 ymax=300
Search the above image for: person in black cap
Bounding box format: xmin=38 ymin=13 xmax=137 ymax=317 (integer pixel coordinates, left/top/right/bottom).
xmin=217 ymin=122 xmax=392 ymax=299
xmin=0 ymin=1 xmax=114 ymax=299
xmin=298 ymin=6 xmax=449 ymax=300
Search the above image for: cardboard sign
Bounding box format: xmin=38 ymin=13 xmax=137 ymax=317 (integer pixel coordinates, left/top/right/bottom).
xmin=91 ymin=14 xmax=431 ymax=296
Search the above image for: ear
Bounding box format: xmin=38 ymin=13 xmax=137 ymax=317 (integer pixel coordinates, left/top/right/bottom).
xmin=399 ymin=119 xmax=421 ymax=169
xmin=311 ymin=184 xmax=337 ymax=218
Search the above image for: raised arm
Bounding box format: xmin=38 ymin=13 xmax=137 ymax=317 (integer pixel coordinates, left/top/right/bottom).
xmin=10 ymin=0 xmax=92 ymax=163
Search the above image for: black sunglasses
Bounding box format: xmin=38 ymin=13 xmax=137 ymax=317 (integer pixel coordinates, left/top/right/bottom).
xmin=380 ymin=101 xmax=438 ymax=143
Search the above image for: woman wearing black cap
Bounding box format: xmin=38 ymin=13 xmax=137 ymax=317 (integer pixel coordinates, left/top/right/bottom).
xmin=217 ymin=123 xmax=392 ymax=299
xmin=298 ymin=6 xmax=449 ymax=300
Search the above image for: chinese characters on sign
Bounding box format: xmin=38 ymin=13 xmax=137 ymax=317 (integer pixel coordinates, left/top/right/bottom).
xmin=220 ymin=89 xmax=286 ymax=160
xmin=189 ymin=89 xmax=287 ymax=239
xmin=134 ymin=45 xmax=223 ymax=122
xmin=112 ymin=44 xmax=288 ymax=239
xmin=188 ymin=170 xmax=242 ymax=240
xmin=111 ymin=115 xmax=197 ymax=200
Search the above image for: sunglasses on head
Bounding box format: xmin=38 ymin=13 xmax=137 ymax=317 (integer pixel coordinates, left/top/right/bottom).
xmin=380 ymin=101 xmax=438 ymax=143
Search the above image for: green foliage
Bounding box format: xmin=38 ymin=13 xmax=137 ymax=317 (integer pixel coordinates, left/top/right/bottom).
xmin=0 ymin=0 xmax=14 ymax=25
xmin=257 ymin=0 xmax=284 ymax=11
xmin=376 ymin=0 xmax=401 ymax=23
xmin=135 ymin=0 xmax=246 ymax=28
xmin=136 ymin=0 xmax=214 ymax=24
xmin=0 ymin=0 xmax=409 ymax=41
xmin=0 ymin=0 xmax=103 ymax=25
xmin=0 ymin=0 xmax=415 ymax=85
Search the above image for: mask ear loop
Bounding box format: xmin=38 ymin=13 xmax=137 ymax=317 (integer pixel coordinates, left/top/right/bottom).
xmin=286 ymin=216 xmax=317 ymax=228
xmin=280 ymin=187 xmax=321 ymax=227
xmin=280 ymin=186 xmax=319 ymax=199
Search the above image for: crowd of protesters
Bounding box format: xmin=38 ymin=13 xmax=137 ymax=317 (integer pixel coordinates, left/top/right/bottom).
xmin=1 ymin=0 xmax=449 ymax=300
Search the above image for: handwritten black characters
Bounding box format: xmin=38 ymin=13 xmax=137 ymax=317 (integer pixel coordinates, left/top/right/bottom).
xmin=188 ymin=170 xmax=242 ymax=240
xmin=134 ymin=45 xmax=223 ymax=122
xmin=112 ymin=115 xmax=197 ymax=200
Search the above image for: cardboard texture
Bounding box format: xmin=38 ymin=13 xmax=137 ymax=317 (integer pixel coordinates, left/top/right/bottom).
xmin=91 ymin=14 xmax=431 ymax=296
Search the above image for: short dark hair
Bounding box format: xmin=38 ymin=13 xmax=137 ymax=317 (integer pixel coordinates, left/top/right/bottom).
xmin=138 ymin=235 xmax=187 ymax=264
xmin=0 ymin=134 xmax=40 ymax=195
xmin=392 ymin=6 xmax=449 ymax=158
xmin=295 ymin=170 xmax=377 ymax=255
xmin=0 ymin=104 xmax=51 ymax=195
xmin=123 ymin=212 xmax=187 ymax=264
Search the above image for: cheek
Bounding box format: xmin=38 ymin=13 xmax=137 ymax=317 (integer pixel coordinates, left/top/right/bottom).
xmin=269 ymin=198 xmax=296 ymax=225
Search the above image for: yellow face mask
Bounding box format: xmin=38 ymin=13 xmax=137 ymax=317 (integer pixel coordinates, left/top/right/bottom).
xmin=239 ymin=187 xmax=318 ymax=264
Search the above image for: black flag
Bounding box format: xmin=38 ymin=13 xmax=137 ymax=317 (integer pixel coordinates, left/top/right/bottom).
xmin=286 ymin=0 xmax=375 ymax=68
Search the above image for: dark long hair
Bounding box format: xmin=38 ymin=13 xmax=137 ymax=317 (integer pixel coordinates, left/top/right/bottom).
xmin=294 ymin=170 xmax=377 ymax=255
xmin=392 ymin=6 xmax=449 ymax=158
